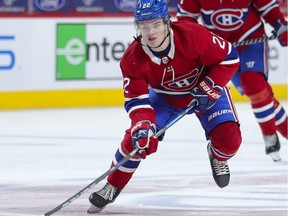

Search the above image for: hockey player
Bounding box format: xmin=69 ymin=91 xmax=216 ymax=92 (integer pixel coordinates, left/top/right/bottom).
xmin=87 ymin=0 xmax=242 ymax=213
xmin=177 ymin=0 xmax=288 ymax=162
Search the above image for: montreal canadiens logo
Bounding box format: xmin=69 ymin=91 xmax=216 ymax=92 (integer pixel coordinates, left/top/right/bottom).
xmin=211 ymin=9 xmax=243 ymax=31
xmin=162 ymin=67 xmax=201 ymax=91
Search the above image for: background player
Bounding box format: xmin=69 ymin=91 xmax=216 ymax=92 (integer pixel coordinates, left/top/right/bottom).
xmin=87 ymin=0 xmax=242 ymax=213
xmin=177 ymin=0 xmax=288 ymax=162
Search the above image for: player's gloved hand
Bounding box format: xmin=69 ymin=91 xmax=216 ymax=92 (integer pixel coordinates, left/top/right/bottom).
xmin=131 ymin=120 xmax=158 ymax=159
xmin=272 ymin=18 xmax=288 ymax=46
xmin=191 ymin=76 xmax=223 ymax=113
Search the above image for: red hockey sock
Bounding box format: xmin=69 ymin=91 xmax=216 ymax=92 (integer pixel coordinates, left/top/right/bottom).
xmin=274 ymin=98 xmax=288 ymax=138
xmin=107 ymin=133 xmax=141 ymax=188
xmin=240 ymin=72 xmax=276 ymax=136
xmin=276 ymin=119 xmax=288 ymax=138
xmin=108 ymin=163 xmax=133 ymax=188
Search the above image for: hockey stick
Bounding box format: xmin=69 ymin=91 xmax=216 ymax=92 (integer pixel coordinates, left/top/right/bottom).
xmin=233 ymin=34 xmax=277 ymax=46
xmin=43 ymin=100 xmax=197 ymax=216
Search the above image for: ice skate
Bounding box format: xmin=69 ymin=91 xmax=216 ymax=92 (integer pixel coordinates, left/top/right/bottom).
xmin=264 ymin=133 xmax=281 ymax=162
xmin=87 ymin=182 xmax=122 ymax=214
xmin=207 ymin=142 xmax=230 ymax=188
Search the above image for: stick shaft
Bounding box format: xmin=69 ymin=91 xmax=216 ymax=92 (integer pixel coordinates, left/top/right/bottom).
xmin=44 ymin=102 xmax=196 ymax=216
xmin=233 ymin=35 xmax=277 ymax=46
xmin=44 ymin=148 xmax=138 ymax=216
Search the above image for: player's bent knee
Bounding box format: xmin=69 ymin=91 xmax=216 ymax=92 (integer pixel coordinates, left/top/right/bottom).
xmin=210 ymin=122 xmax=242 ymax=155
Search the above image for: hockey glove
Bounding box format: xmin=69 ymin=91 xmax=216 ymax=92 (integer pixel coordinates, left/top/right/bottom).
xmin=131 ymin=120 xmax=158 ymax=159
xmin=272 ymin=18 xmax=288 ymax=46
xmin=191 ymin=76 xmax=223 ymax=113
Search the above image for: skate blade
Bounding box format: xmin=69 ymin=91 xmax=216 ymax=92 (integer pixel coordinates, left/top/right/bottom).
xmin=268 ymin=151 xmax=281 ymax=162
xmin=87 ymin=204 xmax=104 ymax=214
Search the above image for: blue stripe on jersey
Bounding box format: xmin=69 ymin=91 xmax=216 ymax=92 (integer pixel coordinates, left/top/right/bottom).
xmin=258 ymin=1 xmax=279 ymax=17
xmin=114 ymin=148 xmax=141 ymax=169
xmin=225 ymin=44 xmax=239 ymax=62
xmin=125 ymin=98 xmax=151 ymax=113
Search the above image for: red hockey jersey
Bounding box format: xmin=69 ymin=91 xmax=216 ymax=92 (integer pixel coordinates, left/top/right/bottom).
xmin=177 ymin=0 xmax=284 ymax=43
xmin=120 ymin=21 xmax=239 ymax=124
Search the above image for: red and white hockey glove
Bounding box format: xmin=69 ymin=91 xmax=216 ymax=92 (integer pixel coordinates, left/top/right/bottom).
xmin=191 ymin=76 xmax=223 ymax=114
xmin=273 ymin=18 xmax=288 ymax=46
xmin=131 ymin=120 xmax=158 ymax=159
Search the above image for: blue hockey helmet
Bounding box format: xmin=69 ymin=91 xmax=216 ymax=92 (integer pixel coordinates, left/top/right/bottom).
xmin=134 ymin=0 xmax=169 ymax=22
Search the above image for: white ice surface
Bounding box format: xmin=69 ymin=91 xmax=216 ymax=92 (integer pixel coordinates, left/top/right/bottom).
xmin=0 ymin=102 xmax=287 ymax=216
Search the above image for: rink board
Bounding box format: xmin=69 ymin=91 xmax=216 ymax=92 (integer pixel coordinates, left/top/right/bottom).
xmin=0 ymin=84 xmax=287 ymax=109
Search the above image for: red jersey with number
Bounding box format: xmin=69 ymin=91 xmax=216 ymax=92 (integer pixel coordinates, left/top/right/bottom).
xmin=120 ymin=21 xmax=239 ymax=124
